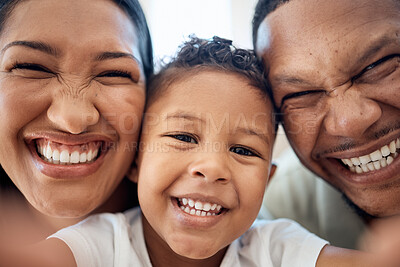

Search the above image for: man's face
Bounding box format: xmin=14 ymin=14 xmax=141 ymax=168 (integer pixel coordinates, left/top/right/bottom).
xmin=256 ymin=0 xmax=400 ymax=217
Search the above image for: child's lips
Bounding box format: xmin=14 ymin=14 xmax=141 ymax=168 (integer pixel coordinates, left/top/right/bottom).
xmin=170 ymin=197 xmax=229 ymax=228
xmin=176 ymin=197 xmax=224 ymax=216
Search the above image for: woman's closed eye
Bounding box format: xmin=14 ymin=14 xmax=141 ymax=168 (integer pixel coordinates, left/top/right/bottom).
xmin=9 ymin=63 xmax=55 ymax=79
xmin=96 ymin=69 xmax=139 ymax=85
xmin=98 ymin=70 xmax=132 ymax=79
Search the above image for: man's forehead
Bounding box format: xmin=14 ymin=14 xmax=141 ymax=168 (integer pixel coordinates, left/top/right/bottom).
xmin=257 ymin=0 xmax=400 ymax=50
xmin=256 ymin=0 xmax=400 ymax=72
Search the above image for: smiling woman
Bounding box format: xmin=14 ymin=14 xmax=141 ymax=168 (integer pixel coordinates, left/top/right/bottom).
xmin=0 ymin=0 xmax=152 ymax=242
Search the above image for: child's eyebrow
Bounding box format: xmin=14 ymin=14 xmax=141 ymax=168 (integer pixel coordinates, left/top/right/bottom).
xmin=235 ymin=126 xmax=271 ymax=146
xmin=165 ymin=112 xmax=204 ymax=123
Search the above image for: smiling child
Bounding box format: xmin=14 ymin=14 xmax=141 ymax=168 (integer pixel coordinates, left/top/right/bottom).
xmin=47 ymin=36 xmax=328 ymax=267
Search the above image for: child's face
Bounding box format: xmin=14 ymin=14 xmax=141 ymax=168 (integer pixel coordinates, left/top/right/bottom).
xmin=134 ymin=70 xmax=275 ymax=260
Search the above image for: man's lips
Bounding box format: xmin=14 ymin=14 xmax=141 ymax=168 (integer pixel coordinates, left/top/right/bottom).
xmin=339 ymin=137 xmax=400 ymax=174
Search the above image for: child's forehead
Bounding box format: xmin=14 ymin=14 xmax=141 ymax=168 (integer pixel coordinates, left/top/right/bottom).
xmin=145 ymin=69 xmax=276 ymax=138
xmin=159 ymin=67 xmax=270 ymax=102
xmin=158 ymin=69 xmax=270 ymax=108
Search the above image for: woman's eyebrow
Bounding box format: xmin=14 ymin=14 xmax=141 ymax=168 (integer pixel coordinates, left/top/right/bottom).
xmin=1 ymin=40 xmax=59 ymax=56
xmin=94 ymin=51 xmax=140 ymax=63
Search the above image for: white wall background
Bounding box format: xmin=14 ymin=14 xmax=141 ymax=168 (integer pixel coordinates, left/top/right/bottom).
xmin=140 ymin=0 xmax=258 ymax=62
xmin=140 ymin=0 xmax=289 ymax=159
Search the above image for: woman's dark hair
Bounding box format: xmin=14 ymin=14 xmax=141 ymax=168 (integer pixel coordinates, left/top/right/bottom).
xmin=114 ymin=0 xmax=154 ymax=79
xmin=0 ymin=0 xmax=153 ymax=193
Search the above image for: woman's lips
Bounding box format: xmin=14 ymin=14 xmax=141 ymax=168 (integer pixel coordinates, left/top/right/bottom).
xmin=36 ymin=139 xmax=103 ymax=164
xmin=26 ymin=137 xmax=112 ymax=179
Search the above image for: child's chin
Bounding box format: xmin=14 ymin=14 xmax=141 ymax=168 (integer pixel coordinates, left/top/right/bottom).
xmin=170 ymin=241 xmax=224 ymax=260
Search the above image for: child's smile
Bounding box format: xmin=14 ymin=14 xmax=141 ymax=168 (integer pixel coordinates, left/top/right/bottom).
xmin=177 ymin=197 xmax=223 ymax=216
xmin=133 ymin=70 xmax=275 ymax=261
xmin=170 ymin=195 xmax=229 ymax=228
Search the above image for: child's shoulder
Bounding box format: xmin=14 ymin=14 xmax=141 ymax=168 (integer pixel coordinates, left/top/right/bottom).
xmin=224 ymin=218 xmax=328 ymax=267
xmin=48 ymin=207 xmax=144 ymax=267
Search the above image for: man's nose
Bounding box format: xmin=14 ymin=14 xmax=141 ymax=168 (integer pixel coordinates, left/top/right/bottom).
xmin=323 ymin=90 xmax=381 ymax=138
xmin=47 ymin=95 xmax=100 ymax=134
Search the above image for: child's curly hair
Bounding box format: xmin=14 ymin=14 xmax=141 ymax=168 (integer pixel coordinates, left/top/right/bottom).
xmin=147 ymin=36 xmax=276 ymax=130
xmin=149 ymin=35 xmax=270 ymax=98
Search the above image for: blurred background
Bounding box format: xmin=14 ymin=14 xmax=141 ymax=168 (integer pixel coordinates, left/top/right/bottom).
xmin=140 ymin=0 xmax=290 ymax=160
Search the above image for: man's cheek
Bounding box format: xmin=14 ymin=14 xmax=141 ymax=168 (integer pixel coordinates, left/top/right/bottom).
xmin=282 ymin=112 xmax=318 ymax=136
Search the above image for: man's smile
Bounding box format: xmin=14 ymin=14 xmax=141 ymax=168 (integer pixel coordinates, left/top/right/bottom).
xmin=340 ymin=137 xmax=400 ymax=173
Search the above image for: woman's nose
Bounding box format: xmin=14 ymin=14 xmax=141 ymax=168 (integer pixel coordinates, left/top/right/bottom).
xmin=47 ymin=95 xmax=100 ymax=134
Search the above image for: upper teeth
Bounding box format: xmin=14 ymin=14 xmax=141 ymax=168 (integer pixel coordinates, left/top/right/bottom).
xmin=341 ymin=138 xmax=399 ymax=173
xmin=37 ymin=141 xmax=100 ymax=165
xmin=178 ymin=197 xmax=222 ymax=216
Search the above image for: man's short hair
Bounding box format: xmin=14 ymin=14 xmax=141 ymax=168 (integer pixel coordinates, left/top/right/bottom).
xmin=252 ymin=0 xmax=290 ymax=49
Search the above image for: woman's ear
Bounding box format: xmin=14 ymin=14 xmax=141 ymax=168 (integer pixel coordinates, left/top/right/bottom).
xmin=267 ymin=162 xmax=277 ymax=185
xmin=126 ymin=160 xmax=139 ymax=183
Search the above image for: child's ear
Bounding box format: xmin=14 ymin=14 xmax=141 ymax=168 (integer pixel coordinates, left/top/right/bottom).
xmin=126 ymin=160 xmax=139 ymax=183
xmin=267 ymin=162 xmax=277 ymax=185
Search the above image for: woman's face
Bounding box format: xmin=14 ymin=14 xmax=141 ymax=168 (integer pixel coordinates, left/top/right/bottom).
xmin=0 ymin=0 xmax=146 ymax=218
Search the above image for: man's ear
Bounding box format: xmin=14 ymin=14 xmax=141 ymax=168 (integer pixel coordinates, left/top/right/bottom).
xmin=126 ymin=160 xmax=139 ymax=183
xmin=267 ymin=162 xmax=277 ymax=185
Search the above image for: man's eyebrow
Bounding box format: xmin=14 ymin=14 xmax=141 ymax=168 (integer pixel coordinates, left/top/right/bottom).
xmin=1 ymin=40 xmax=59 ymax=56
xmin=272 ymin=75 xmax=314 ymax=87
xmin=355 ymin=32 xmax=400 ymax=67
xmin=272 ymin=33 xmax=400 ymax=88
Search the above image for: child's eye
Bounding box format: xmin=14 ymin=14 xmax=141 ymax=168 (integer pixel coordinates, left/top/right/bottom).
xmin=230 ymin=146 xmax=257 ymax=157
xmin=170 ymin=134 xmax=197 ymax=144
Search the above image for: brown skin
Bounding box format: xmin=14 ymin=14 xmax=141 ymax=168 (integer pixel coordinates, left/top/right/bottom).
xmin=0 ymin=71 xmax=396 ymax=267
xmin=256 ymin=0 xmax=400 ymax=218
xmin=0 ymin=0 xmax=145 ymax=240
xmin=133 ymin=71 xmax=275 ymax=266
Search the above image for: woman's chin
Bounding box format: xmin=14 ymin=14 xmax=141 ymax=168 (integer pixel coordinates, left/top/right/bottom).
xmin=28 ymin=197 xmax=95 ymax=220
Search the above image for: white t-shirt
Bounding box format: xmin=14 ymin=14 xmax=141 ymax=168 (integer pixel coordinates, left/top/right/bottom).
xmin=50 ymin=208 xmax=328 ymax=267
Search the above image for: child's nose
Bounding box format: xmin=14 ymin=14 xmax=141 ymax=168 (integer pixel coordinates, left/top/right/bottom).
xmin=188 ymin=152 xmax=232 ymax=184
xmin=47 ymin=95 xmax=100 ymax=134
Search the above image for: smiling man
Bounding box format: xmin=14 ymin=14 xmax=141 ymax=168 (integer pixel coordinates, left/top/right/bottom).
xmin=253 ymin=0 xmax=400 ymax=248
